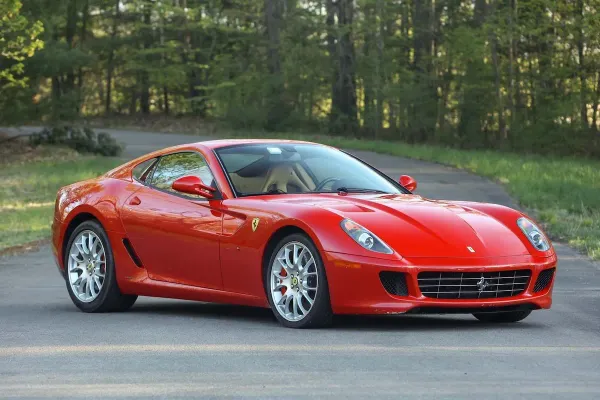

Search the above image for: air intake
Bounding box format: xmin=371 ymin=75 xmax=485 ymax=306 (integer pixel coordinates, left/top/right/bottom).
xmin=122 ymin=238 xmax=143 ymax=268
xmin=380 ymin=272 xmax=409 ymax=296
xmin=533 ymin=268 xmax=555 ymax=292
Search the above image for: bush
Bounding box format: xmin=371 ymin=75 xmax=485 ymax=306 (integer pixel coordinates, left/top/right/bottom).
xmin=29 ymin=125 xmax=122 ymax=156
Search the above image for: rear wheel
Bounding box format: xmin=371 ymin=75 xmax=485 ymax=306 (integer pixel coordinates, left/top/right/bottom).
xmin=472 ymin=310 xmax=532 ymax=323
xmin=265 ymin=233 xmax=332 ymax=328
xmin=64 ymin=220 xmax=137 ymax=313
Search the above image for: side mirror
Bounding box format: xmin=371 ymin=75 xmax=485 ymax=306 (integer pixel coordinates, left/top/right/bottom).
xmin=172 ymin=175 xmax=216 ymax=199
xmin=399 ymin=175 xmax=417 ymax=192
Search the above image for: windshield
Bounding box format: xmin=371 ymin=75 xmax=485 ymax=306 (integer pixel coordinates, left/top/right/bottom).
xmin=215 ymin=143 xmax=405 ymax=197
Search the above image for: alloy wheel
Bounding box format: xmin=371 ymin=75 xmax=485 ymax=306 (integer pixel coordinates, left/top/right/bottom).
xmin=67 ymin=230 xmax=106 ymax=303
xmin=269 ymin=241 xmax=318 ymax=322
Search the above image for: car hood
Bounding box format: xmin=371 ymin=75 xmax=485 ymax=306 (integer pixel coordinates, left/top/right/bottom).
xmin=274 ymin=194 xmax=529 ymax=258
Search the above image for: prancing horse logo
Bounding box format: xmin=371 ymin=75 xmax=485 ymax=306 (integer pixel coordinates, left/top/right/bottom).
xmin=252 ymin=218 xmax=260 ymax=232
xmin=476 ymin=276 xmax=488 ymax=293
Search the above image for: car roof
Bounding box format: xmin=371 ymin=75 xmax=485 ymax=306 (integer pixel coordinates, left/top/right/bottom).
xmin=109 ymin=139 xmax=325 ymax=177
xmin=198 ymin=138 xmax=319 ymax=150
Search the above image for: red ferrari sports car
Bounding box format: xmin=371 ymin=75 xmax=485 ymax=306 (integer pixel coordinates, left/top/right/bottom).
xmin=52 ymin=140 xmax=557 ymax=328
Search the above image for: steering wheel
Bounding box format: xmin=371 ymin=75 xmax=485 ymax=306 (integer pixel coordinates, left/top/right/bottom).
xmin=315 ymin=177 xmax=341 ymax=192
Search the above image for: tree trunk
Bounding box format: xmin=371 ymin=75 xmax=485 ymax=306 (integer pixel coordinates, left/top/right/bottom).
xmin=65 ymin=0 xmax=78 ymax=93
xmin=163 ymin=87 xmax=169 ymax=115
xmin=507 ymin=0 xmax=516 ymax=128
xmin=576 ymin=0 xmax=588 ymax=130
xmin=139 ymin=2 xmax=152 ymax=115
xmin=362 ymin=3 xmax=374 ymax=136
xmin=591 ymin=73 xmax=600 ymax=133
xmin=264 ymin=0 xmax=286 ymax=130
xmin=326 ymin=0 xmax=339 ymax=130
xmin=329 ymin=0 xmax=358 ymax=133
xmin=374 ymin=0 xmax=384 ymax=138
xmin=77 ymin=0 xmax=89 ymax=91
xmin=411 ymin=0 xmax=436 ymax=142
xmin=489 ymin=2 xmax=505 ymax=141
xmin=105 ymin=0 xmax=119 ymax=115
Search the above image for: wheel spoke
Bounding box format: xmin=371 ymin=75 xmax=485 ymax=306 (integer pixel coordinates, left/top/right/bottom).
xmin=283 ymin=247 xmax=295 ymax=270
xmin=75 ymin=242 xmax=85 ymax=256
xmin=273 ymin=270 xmax=286 ymax=280
xmin=71 ymin=266 xmax=84 ymax=273
xmin=73 ymin=275 xmax=83 ymax=291
xmin=292 ymin=296 xmax=299 ymax=319
xmin=296 ymin=248 xmax=308 ymax=269
xmin=303 ymin=257 xmax=314 ymax=270
xmin=273 ymin=283 xmax=286 ymax=292
xmin=297 ymin=294 xmax=308 ymax=314
xmin=80 ymin=235 xmax=89 ymax=255
xmin=78 ymin=276 xmax=87 ymax=296
xmin=284 ymin=295 xmax=293 ymax=315
xmin=89 ymin=278 xmax=97 ymax=297
xmin=93 ymin=275 xmax=102 ymax=291
xmin=292 ymin=244 xmax=298 ymax=265
xmin=88 ymin=234 xmax=95 ymax=256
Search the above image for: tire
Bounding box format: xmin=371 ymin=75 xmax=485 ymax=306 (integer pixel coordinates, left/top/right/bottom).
xmin=265 ymin=233 xmax=332 ymax=328
xmin=472 ymin=310 xmax=532 ymax=323
xmin=64 ymin=220 xmax=137 ymax=313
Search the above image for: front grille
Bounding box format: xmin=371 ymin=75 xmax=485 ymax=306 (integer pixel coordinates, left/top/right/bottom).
xmin=533 ymin=268 xmax=555 ymax=292
xmin=380 ymin=272 xmax=409 ymax=296
xmin=417 ymin=269 xmax=531 ymax=299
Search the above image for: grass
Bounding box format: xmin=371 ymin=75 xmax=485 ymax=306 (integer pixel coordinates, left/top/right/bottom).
xmin=0 ymin=144 xmax=120 ymax=252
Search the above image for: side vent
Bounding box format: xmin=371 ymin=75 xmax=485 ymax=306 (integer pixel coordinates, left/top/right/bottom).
xmin=533 ymin=268 xmax=556 ymax=293
xmin=380 ymin=272 xmax=409 ymax=296
xmin=122 ymin=238 xmax=143 ymax=268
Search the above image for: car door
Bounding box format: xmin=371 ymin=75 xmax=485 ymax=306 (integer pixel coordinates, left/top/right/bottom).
xmin=120 ymin=151 xmax=224 ymax=290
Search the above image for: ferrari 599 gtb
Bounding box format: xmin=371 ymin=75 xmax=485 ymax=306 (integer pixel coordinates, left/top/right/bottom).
xmin=52 ymin=140 xmax=557 ymax=328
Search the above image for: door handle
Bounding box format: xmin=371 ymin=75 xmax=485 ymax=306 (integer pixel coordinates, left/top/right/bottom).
xmin=129 ymin=196 xmax=141 ymax=206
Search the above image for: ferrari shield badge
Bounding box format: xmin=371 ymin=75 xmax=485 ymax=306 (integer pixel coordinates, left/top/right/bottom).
xmin=252 ymin=218 xmax=260 ymax=232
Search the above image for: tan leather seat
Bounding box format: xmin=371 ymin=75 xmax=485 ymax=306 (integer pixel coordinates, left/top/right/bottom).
xmin=261 ymin=163 xmax=311 ymax=193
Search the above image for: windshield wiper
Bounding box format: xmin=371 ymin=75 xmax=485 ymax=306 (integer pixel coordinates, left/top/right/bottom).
xmin=312 ymin=187 xmax=389 ymax=194
xmin=238 ymin=188 xmax=288 ymax=197
xmin=337 ymin=187 xmax=389 ymax=194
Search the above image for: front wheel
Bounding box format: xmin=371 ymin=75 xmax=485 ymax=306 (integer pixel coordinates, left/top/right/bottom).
xmin=265 ymin=234 xmax=332 ymax=328
xmin=64 ymin=220 xmax=137 ymax=313
xmin=472 ymin=310 xmax=532 ymax=323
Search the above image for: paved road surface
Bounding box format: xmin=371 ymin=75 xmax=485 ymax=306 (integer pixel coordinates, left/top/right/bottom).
xmin=1 ymin=128 xmax=599 ymax=399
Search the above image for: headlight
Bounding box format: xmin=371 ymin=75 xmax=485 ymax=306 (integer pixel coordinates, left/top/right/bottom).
xmin=340 ymin=219 xmax=393 ymax=254
xmin=517 ymin=217 xmax=551 ymax=251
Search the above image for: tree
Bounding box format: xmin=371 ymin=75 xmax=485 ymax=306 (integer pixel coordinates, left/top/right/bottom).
xmin=0 ymin=0 xmax=43 ymax=124
xmin=2 ymin=0 xmax=599 ymax=156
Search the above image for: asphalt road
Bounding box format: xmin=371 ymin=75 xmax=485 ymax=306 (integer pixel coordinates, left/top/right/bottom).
xmin=1 ymin=128 xmax=600 ymax=399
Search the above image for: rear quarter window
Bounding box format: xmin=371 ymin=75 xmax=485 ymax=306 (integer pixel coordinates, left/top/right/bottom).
xmin=132 ymin=158 xmax=157 ymax=182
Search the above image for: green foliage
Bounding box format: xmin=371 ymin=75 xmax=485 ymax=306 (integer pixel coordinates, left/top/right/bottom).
xmin=29 ymin=125 xmax=123 ymax=156
xmin=0 ymin=0 xmax=44 ymax=89
xmin=3 ymin=0 xmax=600 ymax=156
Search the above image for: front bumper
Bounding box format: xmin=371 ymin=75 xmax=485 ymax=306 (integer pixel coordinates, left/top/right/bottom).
xmin=324 ymin=251 xmax=557 ymax=315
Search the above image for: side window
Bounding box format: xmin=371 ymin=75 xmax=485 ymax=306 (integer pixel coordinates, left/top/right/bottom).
xmin=132 ymin=158 xmax=157 ymax=183
xmin=149 ymin=152 xmax=215 ymax=197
